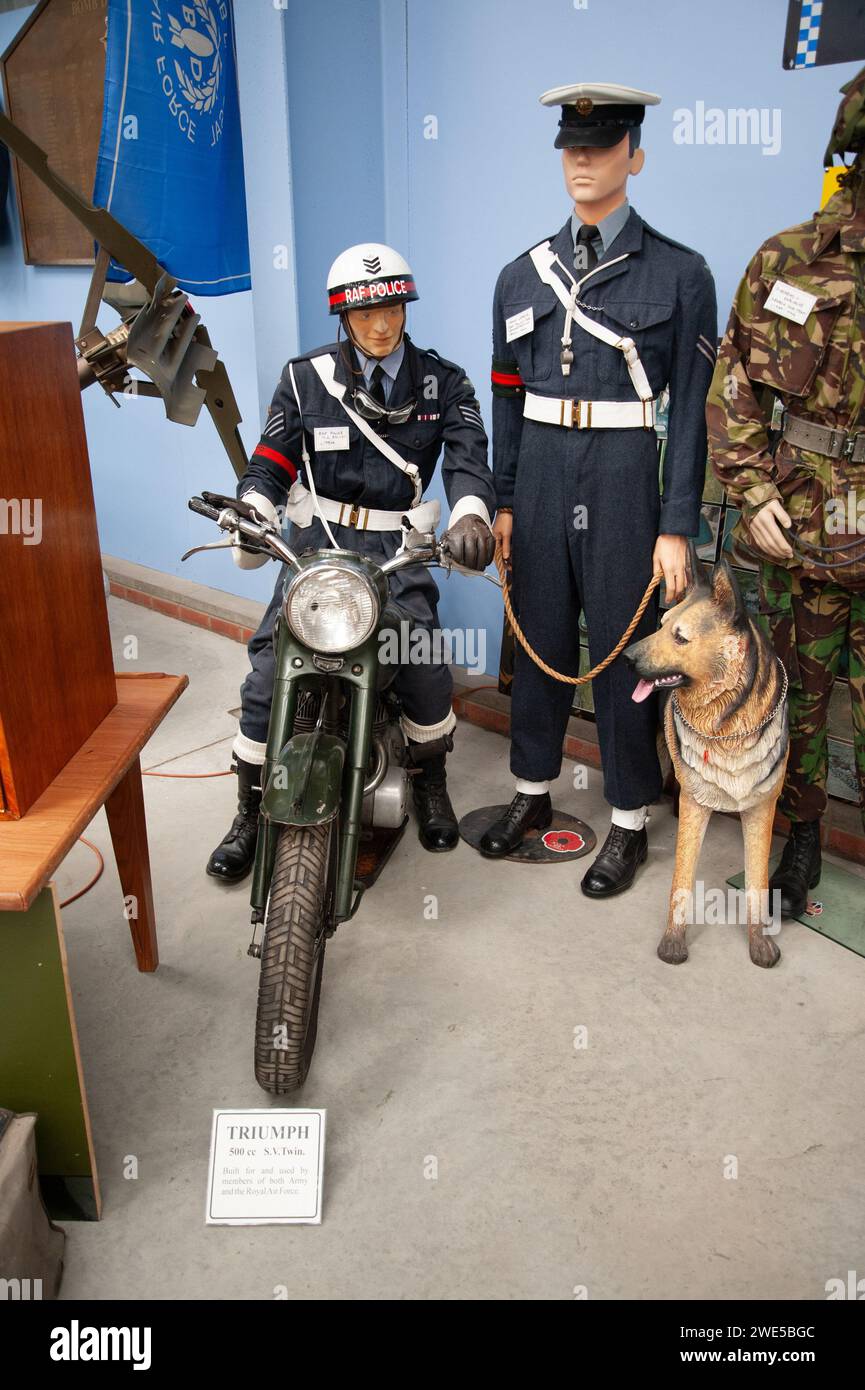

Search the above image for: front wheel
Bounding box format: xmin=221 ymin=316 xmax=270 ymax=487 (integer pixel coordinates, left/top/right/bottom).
xmin=254 ymin=821 xmax=334 ymax=1094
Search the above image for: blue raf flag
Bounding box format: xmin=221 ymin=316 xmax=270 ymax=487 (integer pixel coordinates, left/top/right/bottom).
xmin=93 ymin=0 xmax=250 ymax=295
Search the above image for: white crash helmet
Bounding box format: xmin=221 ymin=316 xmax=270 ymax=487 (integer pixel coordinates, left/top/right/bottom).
xmin=326 ymin=243 xmax=419 ymax=316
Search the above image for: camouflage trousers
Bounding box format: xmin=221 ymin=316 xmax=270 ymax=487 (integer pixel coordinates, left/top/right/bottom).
xmin=759 ymin=563 xmax=865 ymax=828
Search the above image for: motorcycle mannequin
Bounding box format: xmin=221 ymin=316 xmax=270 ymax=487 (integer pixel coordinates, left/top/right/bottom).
xmin=207 ymin=244 xmax=496 ymax=882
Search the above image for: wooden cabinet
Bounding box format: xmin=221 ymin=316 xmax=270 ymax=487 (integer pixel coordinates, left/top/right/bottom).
xmin=0 ymin=321 xmax=116 ymax=819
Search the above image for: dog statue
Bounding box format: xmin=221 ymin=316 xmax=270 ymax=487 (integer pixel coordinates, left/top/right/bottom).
xmin=625 ymin=547 xmax=789 ymax=968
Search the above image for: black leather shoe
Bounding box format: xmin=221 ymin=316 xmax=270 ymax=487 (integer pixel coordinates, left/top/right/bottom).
xmin=479 ymin=791 xmax=553 ymax=857
xmin=580 ymin=824 xmax=648 ymax=898
xmin=206 ymin=758 xmax=262 ymax=882
xmin=411 ymin=753 xmax=459 ymax=852
xmin=769 ymin=819 xmax=822 ymax=918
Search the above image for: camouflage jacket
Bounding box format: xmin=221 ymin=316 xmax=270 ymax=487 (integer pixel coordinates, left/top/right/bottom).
xmin=706 ymin=185 xmax=865 ymax=588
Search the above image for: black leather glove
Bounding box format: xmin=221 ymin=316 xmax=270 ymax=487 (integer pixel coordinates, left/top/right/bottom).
xmin=443 ymin=513 xmax=495 ymax=571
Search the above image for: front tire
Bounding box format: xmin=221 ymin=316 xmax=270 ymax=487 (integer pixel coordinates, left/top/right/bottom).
xmin=254 ymin=821 xmax=334 ymax=1094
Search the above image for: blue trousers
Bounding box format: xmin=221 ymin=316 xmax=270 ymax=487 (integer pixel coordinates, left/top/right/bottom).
xmin=509 ymin=422 xmax=663 ymax=810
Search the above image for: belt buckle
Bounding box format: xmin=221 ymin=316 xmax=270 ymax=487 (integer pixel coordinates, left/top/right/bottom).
xmin=843 ymin=432 xmax=861 ymax=459
xmin=827 ymin=427 xmax=846 ymax=458
xmin=560 ymin=399 xmax=581 ymax=428
xmin=347 ymin=503 xmax=361 ymax=528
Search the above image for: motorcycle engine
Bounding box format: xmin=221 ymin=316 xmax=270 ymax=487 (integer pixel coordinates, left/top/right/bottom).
xmin=293 ymin=689 xmax=408 ymax=829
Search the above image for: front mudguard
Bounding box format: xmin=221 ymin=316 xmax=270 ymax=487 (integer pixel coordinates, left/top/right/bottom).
xmin=261 ymin=730 xmax=345 ymax=826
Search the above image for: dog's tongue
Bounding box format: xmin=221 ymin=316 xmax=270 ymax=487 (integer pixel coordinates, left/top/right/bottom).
xmin=632 ymin=678 xmax=655 ymax=703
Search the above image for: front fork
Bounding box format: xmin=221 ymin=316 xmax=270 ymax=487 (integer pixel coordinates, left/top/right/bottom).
xmin=249 ymin=618 xmax=379 ymax=931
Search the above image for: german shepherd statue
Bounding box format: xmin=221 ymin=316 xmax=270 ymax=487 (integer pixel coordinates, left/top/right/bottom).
xmin=625 ymin=546 xmax=789 ymax=968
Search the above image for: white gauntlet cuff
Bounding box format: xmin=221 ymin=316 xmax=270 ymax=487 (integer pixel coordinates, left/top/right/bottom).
xmin=232 ymin=491 xmax=279 ymax=570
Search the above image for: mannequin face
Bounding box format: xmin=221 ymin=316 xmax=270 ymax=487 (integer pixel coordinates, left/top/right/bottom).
xmin=345 ymin=304 xmax=405 ymax=357
xmin=561 ymin=133 xmax=645 ymax=220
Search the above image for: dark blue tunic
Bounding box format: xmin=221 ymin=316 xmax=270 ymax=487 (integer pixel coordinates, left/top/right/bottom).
xmin=492 ymin=209 xmax=717 ymax=806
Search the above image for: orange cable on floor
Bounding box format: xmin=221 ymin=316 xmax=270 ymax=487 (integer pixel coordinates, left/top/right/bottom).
xmin=61 ymin=769 xmax=233 ymax=906
xmin=143 ymin=769 xmax=232 ymax=778
xmin=59 ymin=837 xmax=105 ymax=909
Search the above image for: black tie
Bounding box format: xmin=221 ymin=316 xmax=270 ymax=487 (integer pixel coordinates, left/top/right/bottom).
xmin=575 ymin=224 xmax=599 ymax=273
xmin=369 ymin=363 xmax=387 ymax=407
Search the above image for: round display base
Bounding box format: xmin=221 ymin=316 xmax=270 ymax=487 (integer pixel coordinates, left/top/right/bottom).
xmin=459 ymin=805 xmax=597 ymax=863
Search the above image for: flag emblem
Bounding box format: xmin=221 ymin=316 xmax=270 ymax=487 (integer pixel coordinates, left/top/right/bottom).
xmin=168 ymin=3 xmax=222 ymax=115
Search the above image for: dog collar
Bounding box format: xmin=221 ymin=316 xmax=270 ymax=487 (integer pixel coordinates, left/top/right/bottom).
xmin=672 ymin=660 xmax=788 ymax=742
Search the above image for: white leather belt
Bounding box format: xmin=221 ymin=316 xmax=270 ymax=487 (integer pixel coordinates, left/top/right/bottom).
xmin=315 ymin=494 xmax=442 ymax=532
xmin=317 ymin=497 xmax=407 ymax=530
xmin=523 ymin=392 xmax=657 ymax=430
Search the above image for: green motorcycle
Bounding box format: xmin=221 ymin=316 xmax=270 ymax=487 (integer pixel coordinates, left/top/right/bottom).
xmin=185 ymin=491 xmax=475 ymax=1094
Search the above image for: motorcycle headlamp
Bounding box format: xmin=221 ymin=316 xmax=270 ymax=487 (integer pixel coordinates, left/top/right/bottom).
xmin=283 ymin=561 xmax=380 ymax=654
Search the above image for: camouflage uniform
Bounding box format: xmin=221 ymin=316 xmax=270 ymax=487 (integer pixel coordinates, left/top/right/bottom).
xmin=706 ymin=69 xmax=865 ymax=829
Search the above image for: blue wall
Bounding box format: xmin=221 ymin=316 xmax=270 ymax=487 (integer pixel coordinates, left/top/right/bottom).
xmin=2 ymin=0 xmax=863 ymax=671
xmin=0 ymin=3 xmax=285 ymax=608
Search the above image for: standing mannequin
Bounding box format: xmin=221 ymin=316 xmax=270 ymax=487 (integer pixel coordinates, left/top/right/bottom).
xmin=482 ymin=83 xmax=717 ymax=898
xmin=707 ymin=68 xmax=865 ymax=916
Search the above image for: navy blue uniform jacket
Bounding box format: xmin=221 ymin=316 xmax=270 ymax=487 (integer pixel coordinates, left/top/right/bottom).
xmin=491 ymin=208 xmax=718 ymax=536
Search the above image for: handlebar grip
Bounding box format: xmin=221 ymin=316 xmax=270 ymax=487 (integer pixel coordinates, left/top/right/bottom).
xmin=188 ymin=496 xmax=222 ymax=521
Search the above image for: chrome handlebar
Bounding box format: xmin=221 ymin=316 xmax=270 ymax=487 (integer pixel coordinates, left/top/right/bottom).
xmin=185 ymin=496 xmax=445 ymax=576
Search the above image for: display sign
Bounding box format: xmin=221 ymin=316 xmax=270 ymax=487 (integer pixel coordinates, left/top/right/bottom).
xmin=205 ymin=1109 xmax=326 ymax=1226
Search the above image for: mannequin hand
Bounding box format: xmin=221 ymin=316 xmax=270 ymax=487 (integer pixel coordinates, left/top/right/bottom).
xmin=231 ymin=489 xmax=278 ymax=570
xmin=748 ymin=499 xmax=794 ymax=561
xmin=653 ymin=534 xmax=688 ymax=604
xmin=443 ymin=513 xmax=495 ymax=570
xmin=492 ymin=510 xmax=513 ymax=567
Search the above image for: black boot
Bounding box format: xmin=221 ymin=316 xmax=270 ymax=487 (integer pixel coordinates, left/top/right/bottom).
xmin=206 ymin=758 xmax=262 ymax=882
xmin=580 ymin=824 xmax=648 ymax=898
xmin=479 ymin=791 xmax=553 ymax=858
xmin=768 ymin=819 xmax=822 ymax=918
xmin=410 ymin=751 xmax=459 ymax=852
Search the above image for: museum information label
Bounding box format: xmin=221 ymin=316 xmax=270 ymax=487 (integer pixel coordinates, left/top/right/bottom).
xmin=206 ymin=1108 xmax=326 ymax=1225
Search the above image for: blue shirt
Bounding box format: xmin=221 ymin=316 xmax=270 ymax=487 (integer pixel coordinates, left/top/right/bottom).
xmin=571 ymin=198 xmax=631 ymax=267
xmin=355 ymin=341 xmax=405 ymax=404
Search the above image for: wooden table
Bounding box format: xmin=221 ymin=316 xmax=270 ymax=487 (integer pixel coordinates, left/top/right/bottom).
xmin=0 ymin=673 xmax=187 ymax=1218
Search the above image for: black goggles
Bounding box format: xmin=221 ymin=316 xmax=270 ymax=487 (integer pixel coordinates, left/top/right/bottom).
xmin=351 ymin=385 xmax=417 ymax=425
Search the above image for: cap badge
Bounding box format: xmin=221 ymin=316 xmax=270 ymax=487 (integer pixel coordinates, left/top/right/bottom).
xmin=575 ymin=97 xmax=594 ymax=116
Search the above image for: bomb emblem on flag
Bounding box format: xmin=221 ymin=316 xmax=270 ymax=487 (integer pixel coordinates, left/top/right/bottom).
xmin=168 ymin=1 xmax=222 ymax=114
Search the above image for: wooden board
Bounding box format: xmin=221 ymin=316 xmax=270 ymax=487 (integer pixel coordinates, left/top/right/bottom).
xmin=0 ymin=0 xmax=107 ymax=266
xmin=0 ymin=673 xmax=187 ymax=912
xmin=0 ymin=321 xmax=117 ymax=818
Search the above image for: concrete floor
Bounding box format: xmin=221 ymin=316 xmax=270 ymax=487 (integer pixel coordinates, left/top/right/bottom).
xmin=53 ymin=597 xmax=865 ymax=1300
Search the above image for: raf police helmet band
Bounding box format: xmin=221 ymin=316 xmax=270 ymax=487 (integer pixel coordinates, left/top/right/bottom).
xmin=326 ymin=243 xmax=419 ymax=317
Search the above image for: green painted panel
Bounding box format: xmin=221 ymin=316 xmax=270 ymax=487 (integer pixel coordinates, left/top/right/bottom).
xmin=0 ymin=888 xmax=93 ymax=1181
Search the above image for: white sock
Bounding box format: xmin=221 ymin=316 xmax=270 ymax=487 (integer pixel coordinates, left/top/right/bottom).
xmin=611 ymin=805 xmax=649 ymax=831
xmin=232 ymin=731 xmax=267 ymax=766
xmin=515 ymin=778 xmax=551 ymax=796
